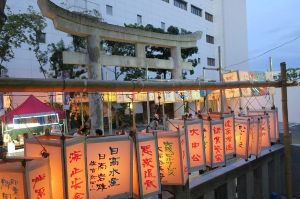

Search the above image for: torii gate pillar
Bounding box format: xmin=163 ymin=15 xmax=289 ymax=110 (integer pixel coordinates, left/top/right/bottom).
xmin=87 ymin=35 xmax=104 ymax=134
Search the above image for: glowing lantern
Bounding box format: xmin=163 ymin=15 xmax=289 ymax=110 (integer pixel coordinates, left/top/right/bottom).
xmin=157 ymin=130 xmax=188 ymax=185
xmin=235 ymin=118 xmax=250 ymax=159
xmin=235 ymin=116 xmax=262 ymax=159
xmin=248 ymin=117 xmax=262 ymax=157
xmin=0 ymin=158 xmax=52 ymax=199
xmin=209 ymin=113 xmax=236 ymax=157
xmin=259 ymin=115 xmax=271 ymax=149
xmin=133 ymin=132 xmax=161 ymax=198
xmin=248 ymin=109 xmax=279 ymax=143
xmin=203 ymin=118 xmax=226 ymax=168
xmin=25 ymin=135 xmax=87 ymax=199
xmin=86 ymin=135 xmax=133 ymax=199
xmin=168 ymin=118 xmax=206 ymax=172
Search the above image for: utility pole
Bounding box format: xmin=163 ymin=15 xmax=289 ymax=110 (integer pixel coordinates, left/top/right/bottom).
xmin=218 ymin=46 xmax=225 ymax=114
xmin=280 ymin=62 xmax=293 ymax=199
xmin=269 ymin=57 xmax=275 ymax=108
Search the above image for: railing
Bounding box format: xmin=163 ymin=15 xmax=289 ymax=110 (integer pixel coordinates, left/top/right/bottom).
xmin=162 ymin=144 xmax=285 ymax=199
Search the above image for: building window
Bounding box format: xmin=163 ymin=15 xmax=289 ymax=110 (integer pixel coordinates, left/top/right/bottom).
xmin=161 ymin=22 xmax=165 ymax=31
xmin=207 ymin=58 xmax=215 ymax=66
xmin=205 ymin=12 xmax=213 ymax=22
xmin=106 ymin=5 xmax=113 ymax=16
xmin=174 ymin=0 xmax=187 ymax=11
xmin=191 ymin=5 xmax=202 ymax=17
xmin=137 ymin=15 xmax=142 ymax=25
xmin=206 ymin=35 xmax=214 ymax=44
xmin=162 ymin=0 xmax=169 ymax=3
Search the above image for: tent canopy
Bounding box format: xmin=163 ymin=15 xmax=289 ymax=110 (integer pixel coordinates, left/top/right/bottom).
xmin=1 ymin=95 xmax=65 ymax=123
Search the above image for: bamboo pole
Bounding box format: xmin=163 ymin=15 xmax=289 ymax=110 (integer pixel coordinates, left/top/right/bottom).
xmin=0 ymin=78 xmax=295 ymax=93
xmin=280 ymin=62 xmax=293 ymax=199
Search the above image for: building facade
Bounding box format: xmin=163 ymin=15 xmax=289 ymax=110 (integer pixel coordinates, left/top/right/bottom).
xmin=6 ymin=0 xmax=248 ymax=80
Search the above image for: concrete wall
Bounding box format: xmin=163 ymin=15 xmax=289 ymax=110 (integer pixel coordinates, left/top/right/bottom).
xmin=291 ymin=144 xmax=300 ymax=198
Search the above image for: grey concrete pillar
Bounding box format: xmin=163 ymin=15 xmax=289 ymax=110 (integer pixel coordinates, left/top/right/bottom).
xmin=87 ymin=35 xmax=104 ymax=135
xmin=246 ymin=170 xmax=254 ymax=199
xmin=261 ymin=162 xmax=270 ymax=199
xmin=171 ymin=46 xmax=184 ymax=118
xmin=227 ymin=178 xmax=236 ymax=199
xmin=203 ymin=190 xmax=214 ymax=199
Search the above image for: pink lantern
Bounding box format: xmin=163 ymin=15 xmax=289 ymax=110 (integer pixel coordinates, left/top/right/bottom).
xmin=209 ymin=113 xmax=236 ymax=157
xmin=248 ymin=108 xmax=279 ymax=143
xmin=157 ymin=130 xmax=188 ymax=185
xmin=260 ymin=115 xmax=271 ymax=149
xmin=236 ymin=116 xmax=262 ymax=158
xmin=0 ymin=158 xmax=52 ymax=199
xmin=86 ymin=135 xmax=133 ymax=199
xmin=168 ymin=118 xmax=206 ymax=172
xmin=203 ymin=118 xmax=226 ymax=168
xmin=133 ymin=132 xmax=161 ymax=198
xmin=25 ymin=135 xmax=87 ymax=199
xmin=235 ymin=118 xmax=250 ymax=159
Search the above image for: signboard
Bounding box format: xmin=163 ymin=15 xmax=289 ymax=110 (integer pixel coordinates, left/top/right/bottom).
xmin=223 ymin=71 xmax=240 ymax=98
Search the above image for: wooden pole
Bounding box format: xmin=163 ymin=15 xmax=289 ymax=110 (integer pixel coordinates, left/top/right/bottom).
xmin=0 ymin=78 xmax=295 ymax=93
xmin=280 ymin=62 xmax=293 ymax=199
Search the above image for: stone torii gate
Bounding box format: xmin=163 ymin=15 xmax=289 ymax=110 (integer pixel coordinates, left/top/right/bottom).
xmin=38 ymin=0 xmax=201 ymax=134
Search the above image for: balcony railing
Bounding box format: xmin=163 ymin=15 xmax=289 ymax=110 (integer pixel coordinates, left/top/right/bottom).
xmin=162 ymin=144 xmax=285 ymax=199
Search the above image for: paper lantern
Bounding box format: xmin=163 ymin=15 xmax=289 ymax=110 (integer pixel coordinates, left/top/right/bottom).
xmin=248 ymin=117 xmax=262 ymax=157
xmin=133 ymin=132 xmax=161 ymax=198
xmin=203 ymin=118 xmax=226 ymax=168
xmin=157 ymin=130 xmax=188 ymax=185
xmin=259 ymin=115 xmax=271 ymax=149
xmin=168 ymin=118 xmax=206 ymax=172
xmin=248 ymin=109 xmax=279 ymax=143
xmin=235 ymin=118 xmax=250 ymax=159
xmin=235 ymin=116 xmax=262 ymax=159
xmin=0 ymin=158 xmax=52 ymax=199
xmin=209 ymin=113 xmax=236 ymax=157
xmin=25 ymin=135 xmax=87 ymax=199
xmin=86 ymin=135 xmax=133 ymax=199
xmin=223 ymin=71 xmax=241 ymax=98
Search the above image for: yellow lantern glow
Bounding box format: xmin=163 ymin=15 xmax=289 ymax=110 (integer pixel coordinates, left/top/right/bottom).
xmin=157 ymin=130 xmax=188 ymax=185
xmin=133 ymin=132 xmax=161 ymax=198
xmin=0 ymin=158 xmax=52 ymax=199
xmin=25 ymin=135 xmax=86 ymax=199
xmin=203 ymin=118 xmax=226 ymax=168
xmin=86 ymin=135 xmax=133 ymax=199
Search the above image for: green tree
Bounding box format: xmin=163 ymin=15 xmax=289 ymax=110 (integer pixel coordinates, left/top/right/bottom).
xmin=102 ymin=24 xmax=199 ymax=80
xmin=0 ymin=6 xmax=47 ymax=76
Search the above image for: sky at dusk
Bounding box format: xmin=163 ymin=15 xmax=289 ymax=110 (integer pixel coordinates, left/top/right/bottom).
xmin=247 ymin=0 xmax=300 ymax=71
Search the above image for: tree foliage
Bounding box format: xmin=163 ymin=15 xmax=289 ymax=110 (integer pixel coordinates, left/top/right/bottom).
xmin=102 ymin=24 xmax=199 ymax=80
xmin=0 ymin=6 xmax=47 ymax=76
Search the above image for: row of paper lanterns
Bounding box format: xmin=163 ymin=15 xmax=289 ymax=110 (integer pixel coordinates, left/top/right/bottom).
xmin=0 ymin=109 xmax=279 ymax=199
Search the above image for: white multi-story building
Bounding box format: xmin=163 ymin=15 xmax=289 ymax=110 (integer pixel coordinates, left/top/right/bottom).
xmin=5 ymin=0 xmax=248 ymax=110
xmin=6 ymin=0 xmax=248 ymax=79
